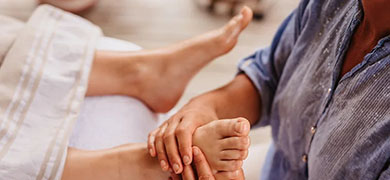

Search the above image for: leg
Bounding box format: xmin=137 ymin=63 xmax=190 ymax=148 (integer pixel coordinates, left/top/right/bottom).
xmin=62 ymin=144 xmax=170 ymax=180
xmin=64 ymin=119 xmax=250 ymax=180
xmin=193 ymin=118 xmax=251 ymax=179
xmin=86 ymin=7 xmax=253 ymax=113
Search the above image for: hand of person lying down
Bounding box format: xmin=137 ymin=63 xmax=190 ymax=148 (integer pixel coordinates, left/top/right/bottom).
xmin=147 ymin=100 xmax=251 ymax=179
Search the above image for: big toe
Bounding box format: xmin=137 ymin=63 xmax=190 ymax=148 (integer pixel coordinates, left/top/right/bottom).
xmin=213 ymin=118 xmax=251 ymax=138
xmin=225 ymin=6 xmax=253 ymax=33
xmin=238 ymin=6 xmax=253 ymax=30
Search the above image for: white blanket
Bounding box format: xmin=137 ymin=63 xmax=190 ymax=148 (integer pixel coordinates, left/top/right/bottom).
xmin=0 ymin=5 xmax=100 ymax=180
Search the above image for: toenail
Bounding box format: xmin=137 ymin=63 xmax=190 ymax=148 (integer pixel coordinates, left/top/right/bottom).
xmin=235 ymin=122 xmax=245 ymax=133
xmin=173 ymin=163 xmax=180 ymax=174
xmin=242 ymin=123 xmax=248 ymax=132
xmin=183 ymin=155 xmax=190 ymax=165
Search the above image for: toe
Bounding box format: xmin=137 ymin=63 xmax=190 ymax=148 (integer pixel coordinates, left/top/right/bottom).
xmin=238 ymin=6 xmax=253 ymax=30
xmin=224 ymin=6 xmax=253 ymax=35
xmin=215 ymin=169 xmax=244 ymax=180
xmin=219 ymin=150 xmax=248 ymax=160
xmin=214 ymin=118 xmax=250 ymax=137
xmin=214 ymin=170 xmax=240 ymax=180
xmin=215 ymin=160 xmax=243 ymax=171
xmin=219 ymin=136 xmax=250 ymax=150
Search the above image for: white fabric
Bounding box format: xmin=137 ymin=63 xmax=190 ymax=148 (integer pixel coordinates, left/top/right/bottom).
xmin=69 ymin=37 xmax=162 ymax=150
xmin=0 ymin=5 xmax=101 ymax=180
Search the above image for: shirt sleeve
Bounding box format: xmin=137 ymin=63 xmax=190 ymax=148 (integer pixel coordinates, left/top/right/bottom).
xmin=237 ymin=1 xmax=309 ymax=128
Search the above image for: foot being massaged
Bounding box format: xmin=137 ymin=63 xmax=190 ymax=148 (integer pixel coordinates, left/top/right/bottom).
xmin=0 ymin=4 xmax=252 ymax=180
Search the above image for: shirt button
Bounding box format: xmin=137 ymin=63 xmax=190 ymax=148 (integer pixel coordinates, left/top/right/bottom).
xmin=327 ymin=88 xmax=332 ymax=93
xmin=302 ymin=154 xmax=308 ymax=163
xmin=311 ymin=126 xmax=317 ymax=134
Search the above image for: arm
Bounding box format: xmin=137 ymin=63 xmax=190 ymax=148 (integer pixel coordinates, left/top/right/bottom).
xmin=187 ymin=73 xmax=261 ymax=125
xmin=147 ymin=74 xmax=260 ymax=176
xmin=149 ymin=1 xmax=306 ymax=175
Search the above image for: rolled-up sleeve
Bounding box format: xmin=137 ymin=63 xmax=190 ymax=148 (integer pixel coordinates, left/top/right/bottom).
xmin=238 ymin=2 xmax=307 ymax=127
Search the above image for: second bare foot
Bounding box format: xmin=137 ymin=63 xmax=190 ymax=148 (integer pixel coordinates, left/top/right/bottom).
xmin=123 ymin=7 xmax=253 ymax=112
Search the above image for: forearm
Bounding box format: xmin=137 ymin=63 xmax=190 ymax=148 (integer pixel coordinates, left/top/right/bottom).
xmin=188 ymin=74 xmax=261 ymax=125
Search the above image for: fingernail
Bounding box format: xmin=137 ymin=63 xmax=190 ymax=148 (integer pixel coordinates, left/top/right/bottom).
xmin=193 ymin=148 xmax=200 ymax=156
xmin=173 ymin=163 xmax=180 ymax=174
xmin=183 ymin=155 xmax=190 ymax=165
xmin=160 ymin=160 xmax=167 ymax=170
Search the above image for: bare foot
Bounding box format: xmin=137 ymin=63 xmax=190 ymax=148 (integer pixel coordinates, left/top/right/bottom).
xmin=192 ymin=118 xmax=251 ymax=179
xmin=123 ymin=7 xmax=253 ymax=112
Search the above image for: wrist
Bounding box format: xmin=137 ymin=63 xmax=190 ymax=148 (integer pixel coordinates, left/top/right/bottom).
xmin=185 ymin=96 xmax=219 ymax=122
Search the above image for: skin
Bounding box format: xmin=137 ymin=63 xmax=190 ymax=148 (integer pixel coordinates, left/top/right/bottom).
xmin=192 ymin=118 xmax=250 ymax=178
xmin=151 ymin=1 xmax=390 ymax=178
xmin=341 ymin=0 xmax=390 ymax=76
xmin=148 ymin=7 xmax=258 ymax=176
xmin=62 ymin=118 xmax=249 ymax=180
xmin=148 ymin=73 xmax=260 ymax=176
xmin=62 ymin=6 xmax=253 ymax=179
xmin=87 ymin=7 xmax=252 ymax=113
xmin=186 ymin=146 xmax=245 ymax=180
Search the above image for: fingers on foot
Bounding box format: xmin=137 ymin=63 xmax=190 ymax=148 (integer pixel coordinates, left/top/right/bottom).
xmin=175 ymin=120 xmax=195 ymax=166
xmin=155 ymin=124 xmax=170 ymax=171
xmin=164 ymin=120 xmax=184 ymax=174
xmin=192 ymin=146 xmax=216 ymax=180
xmin=147 ymin=129 xmax=158 ymax=157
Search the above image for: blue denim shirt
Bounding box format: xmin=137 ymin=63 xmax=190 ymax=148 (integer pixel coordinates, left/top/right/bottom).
xmin=238 ymin=0 xmax=390 ymax=179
